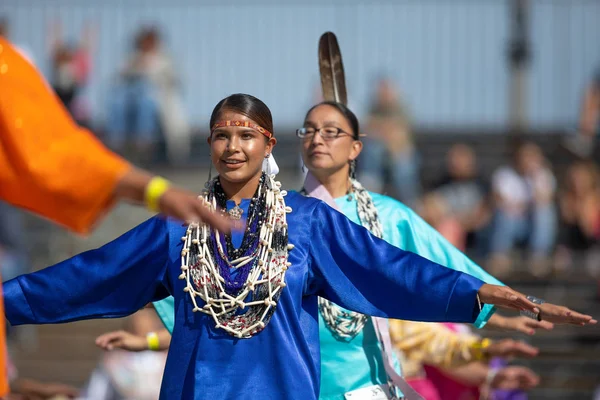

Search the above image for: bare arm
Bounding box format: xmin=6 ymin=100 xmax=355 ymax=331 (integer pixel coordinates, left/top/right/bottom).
xmin=11 ymin=378 xmax=79 ymax=399
xmin=96 ymin=328 xmax=171 ymax=352
xmin=389 ymin=320 xmax=538 ymax=370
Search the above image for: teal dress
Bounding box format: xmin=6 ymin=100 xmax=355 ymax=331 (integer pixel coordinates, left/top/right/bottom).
xmin=152 ymin=191 xmax=503 ymax=399
xmin=318 ymin=192 xmax=503 ymax=400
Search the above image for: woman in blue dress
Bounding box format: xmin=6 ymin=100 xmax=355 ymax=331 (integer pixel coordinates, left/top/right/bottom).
xmin=2 ymin=94 xmax=576 ymax=400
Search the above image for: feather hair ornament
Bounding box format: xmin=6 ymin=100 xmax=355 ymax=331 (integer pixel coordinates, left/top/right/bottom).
xmin=318 ymin=32 xmax=348 ymax=105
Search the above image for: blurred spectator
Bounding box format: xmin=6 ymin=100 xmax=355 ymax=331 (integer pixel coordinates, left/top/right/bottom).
xmin=419 ymin=192 xmax=466 ymax=251
xmin=359 ymin=78 xmax=420 ymax=207
xmin=554 ymin=161 xmax=600 ymax=276
xmin=433 ymin=144 xmax=491 ymax=252
xmin=81 ymin=308 xmax=167 ymax=399
xmin=487 ymin=143 xmax=557 ymax=278
xmin=48 ymin=21 xmax=95 ymax=127
xmin=105 ymin=26 xmax=190 ymax=165
xmin=564 ymin=68 xmax=600 ymax=158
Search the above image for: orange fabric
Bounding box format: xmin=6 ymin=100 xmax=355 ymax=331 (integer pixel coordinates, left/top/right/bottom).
xmin=0 ymin=38 xmax=131 ymax=234
xmin=0 ymin=38 xmax=131 ymax=395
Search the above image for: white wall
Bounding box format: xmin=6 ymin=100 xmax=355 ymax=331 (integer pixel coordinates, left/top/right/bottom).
xmin=2 ymin=0 xmax=599 ymax=131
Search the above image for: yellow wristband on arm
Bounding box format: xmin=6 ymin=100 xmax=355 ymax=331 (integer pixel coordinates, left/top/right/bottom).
xmin=471 ymin=338 xmax=491 ymax=361
xmin=147 ymin=331 xmax=160 ymax=351
xmin=145 ymin=177 xmax=170 ymax=213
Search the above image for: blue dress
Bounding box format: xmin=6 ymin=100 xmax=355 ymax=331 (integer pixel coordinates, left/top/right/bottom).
xmin=155 ymin=192 xmax=505 ymax=399
xmin=3 ymin=192 xmax=485 ymax=400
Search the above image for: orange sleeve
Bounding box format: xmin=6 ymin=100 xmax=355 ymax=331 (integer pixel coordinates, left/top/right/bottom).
xmin=0 ymin=38 xmax=131 ymax=234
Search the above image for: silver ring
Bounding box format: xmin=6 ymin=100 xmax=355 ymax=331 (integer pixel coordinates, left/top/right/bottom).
xmin=520 ymin=295 xmax=545 ymax=321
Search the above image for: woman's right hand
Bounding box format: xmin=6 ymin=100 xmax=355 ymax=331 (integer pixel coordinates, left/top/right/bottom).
xmin=158 ymin=186 xmax=233 ymax=232
xmin=114 ymin=168 xmax=233 ymax=233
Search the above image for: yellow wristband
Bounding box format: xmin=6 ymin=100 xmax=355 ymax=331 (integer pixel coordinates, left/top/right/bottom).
xmin=145 ymin=177 xmax=170 ymax=213
xmin=471 ymin=338 xmax=491 ymax=361
xmin=147 ymin=331 xmax=160 ymax=351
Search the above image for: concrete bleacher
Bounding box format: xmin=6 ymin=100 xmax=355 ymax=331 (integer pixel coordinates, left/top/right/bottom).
xmin=8 ymin=131 xmax=600 ymax=399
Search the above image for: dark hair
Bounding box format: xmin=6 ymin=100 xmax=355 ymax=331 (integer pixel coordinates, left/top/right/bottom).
xmin=135 ymin=26 xmax=161 ymax=50
xmin=210 ymin=93 xmax=274 ymax=135
xmin=304 ymin=101 xmax=360 ymax=140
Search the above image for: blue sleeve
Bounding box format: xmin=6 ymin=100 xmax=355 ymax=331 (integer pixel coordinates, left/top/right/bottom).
xmin=390 ymin=203 xmax=503 ymax=328
xmin=307 ymin=202 xmax=485 ymax=323
xmin=4 ymin=217 xmax=171 ymax=326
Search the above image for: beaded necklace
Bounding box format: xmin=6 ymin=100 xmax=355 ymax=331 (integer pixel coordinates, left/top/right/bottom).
xmin=180 ymin=173 xmax=293 ymax=338
xmin=304 ymin=179 xmax=384 ymax=341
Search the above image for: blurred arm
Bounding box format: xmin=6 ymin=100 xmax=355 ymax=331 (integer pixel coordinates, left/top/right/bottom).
xmin=389 ymin=320 xmax=480 ymax=370
xmin=0 ymin=37 xmax=131 ymax=234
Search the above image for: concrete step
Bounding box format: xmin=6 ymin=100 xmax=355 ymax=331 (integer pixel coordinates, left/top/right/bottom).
xmin=13 ymin=359 xmax=98 ymax=387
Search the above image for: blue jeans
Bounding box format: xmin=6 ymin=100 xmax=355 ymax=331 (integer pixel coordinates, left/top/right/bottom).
xmin=104 ymin=78 xmax=160 ymax=149
xmin=358 ymin=138 xmax=420 ymax=207
xmin=489 ymin=204 xmax=557 ymax=257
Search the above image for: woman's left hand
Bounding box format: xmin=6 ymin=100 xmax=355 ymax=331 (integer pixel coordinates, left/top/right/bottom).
xmin=537 ymin=302 xmax=597 ymax=326
xmin=477 ymin=284 xmax=540 ymax=314
xmin=478 ymin=284 xmax=597 ymax=326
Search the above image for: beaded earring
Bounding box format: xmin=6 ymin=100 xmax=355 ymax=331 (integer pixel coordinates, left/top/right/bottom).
xmin=349 ymin=159 xmax=357 ymax=180
xmin=265 ymin=154 xmax=271 ymax=176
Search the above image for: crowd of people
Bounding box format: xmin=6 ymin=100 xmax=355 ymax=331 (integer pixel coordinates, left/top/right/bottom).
xmin=358 ymin=80 xmax=600 ymax=285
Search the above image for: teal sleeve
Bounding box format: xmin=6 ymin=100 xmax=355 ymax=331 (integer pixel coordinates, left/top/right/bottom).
xmin=153 ymin=296 xmax=175 ymax=333
xmin=382 ymin=198 xmax=504 ymax=328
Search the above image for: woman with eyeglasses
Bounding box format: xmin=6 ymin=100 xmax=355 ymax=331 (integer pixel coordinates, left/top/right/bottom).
xmin=3 ymin=93 xmax=571 ymax=400
xmin=296 ymin=101 xmax=594 ymax=399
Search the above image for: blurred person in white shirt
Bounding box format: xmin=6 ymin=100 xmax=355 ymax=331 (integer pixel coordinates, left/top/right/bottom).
xmin=487 ymin=143 xmax=557 ymax=278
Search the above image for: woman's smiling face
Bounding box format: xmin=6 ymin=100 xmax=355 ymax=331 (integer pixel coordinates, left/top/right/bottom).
xmin=209 ymin=110 xmax=275 ymax=184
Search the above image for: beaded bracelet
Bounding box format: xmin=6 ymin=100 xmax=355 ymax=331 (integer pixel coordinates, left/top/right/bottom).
xmin=146 ymin=331 xmax=160 ymax=351
xmin=520 ymin=295 xmax=545 ymax=321
xmin=145 ymin=177 xmax=170 ymax=213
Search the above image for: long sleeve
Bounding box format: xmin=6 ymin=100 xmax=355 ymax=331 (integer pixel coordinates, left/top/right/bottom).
xmin=0 ymin=38 xmax=130 ymax=234
xmin=389 ymin=201 xmax=503 ymax=327
xmin=307 ymin=202 xmax=485 ymax=323
xmin=3 ymin=217 xmax=171 ymax=326
xmin=389 ymin=320 xmax=480 ymax=378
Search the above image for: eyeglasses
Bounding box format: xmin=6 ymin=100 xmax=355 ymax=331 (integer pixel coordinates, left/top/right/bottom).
xmin=296 ymin=127 xmax=351 ymax=140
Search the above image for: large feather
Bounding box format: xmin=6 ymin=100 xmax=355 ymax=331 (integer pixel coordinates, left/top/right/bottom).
xmin=318 ymin=32 xmax=348 ymax=105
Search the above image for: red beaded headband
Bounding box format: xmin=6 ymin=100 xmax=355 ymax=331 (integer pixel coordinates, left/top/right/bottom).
xmin=211 ymin=120 xmax=273 ymax=139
